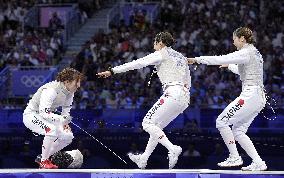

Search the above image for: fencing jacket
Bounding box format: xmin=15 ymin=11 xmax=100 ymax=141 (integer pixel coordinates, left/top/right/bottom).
xmin=112 ymin=46 xmax=191 ymax=88
xmin=195 ymin=44 xmax=264 ymax=88
xmin=24 ymin=81 xmax=74 ymax=122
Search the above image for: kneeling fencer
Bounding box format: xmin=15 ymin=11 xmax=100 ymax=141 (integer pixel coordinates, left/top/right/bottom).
xmin=188 ymin=27 xmax=267 ymax=171
xmin=97 ymin=32 xmax=191 ymax=169
xmin=23 ymin=68 xmax=84 ymax=169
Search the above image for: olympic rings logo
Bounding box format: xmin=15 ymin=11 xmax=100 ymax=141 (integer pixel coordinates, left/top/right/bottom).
xmin=20 ymin=75 xmax=45 ymax=87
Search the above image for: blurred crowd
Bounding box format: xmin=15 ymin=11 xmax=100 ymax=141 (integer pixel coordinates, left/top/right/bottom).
xmin=70 ymin=0 xmax=284 ymax=109
xmin=0 ymin=0 xmax=283 ymax=109
xmin=0 ymin=0 xmax=102 ymax=70
xmin=0 ymin=0 xmax=64 ymax=70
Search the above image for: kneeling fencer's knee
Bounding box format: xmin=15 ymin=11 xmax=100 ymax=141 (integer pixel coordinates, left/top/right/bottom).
xmin=59 ymin=135 xmax=73 ymax=148
xmin=59 ymin=131 xmax=74 ymax=143
xmin=64 ymin=138 xmax=73 ymax=146
xmin=66 ymin=132 xmax=74 ymax=142
xmin=54 ymin=132 xmax=74 ymax=151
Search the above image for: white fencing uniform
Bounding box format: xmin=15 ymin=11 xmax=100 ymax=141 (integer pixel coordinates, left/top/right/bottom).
xmin=113 ymin=46 xmax=190 ymax=130
xmin=195 ymin=44 xmax=266 ymax=131
xmin=23 ymin=81 xmax=74 ymax=161
xmin=195 ymin=43 xmax=267 ymax=168
xmin=113 ymin=46 xmax=190 ymax=168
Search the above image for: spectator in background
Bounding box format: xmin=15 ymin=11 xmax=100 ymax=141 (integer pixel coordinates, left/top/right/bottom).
xmin=19 ymin=141 xmax=36 ymax=157
xmin=212 ymin=143 xmax=225 ymax=157
xmin=71 ymin=0 xmax=283 ymax=110
xmin=48 ymin=12 xmax=63 ymax=35
xmin=183 ymin=119 xmax=201 ymax=133
xmin=182 ymin=143 xmax=201 ymax=157
xmin=127 ymin=142 xmax=141 ymax=155
xmin=133 ymin=9 xmax=147 ymax=31
xmin=1 ymin=140 xmax=13 ymax=155
xmin=1 ymin=0 xmax=283 ymax=110
xmin=76 ymin=140 xmax=91 ymax=158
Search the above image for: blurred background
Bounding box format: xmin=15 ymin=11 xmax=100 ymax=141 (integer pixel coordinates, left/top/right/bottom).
xmin=0 ymin=0 xmax=283 ymax=170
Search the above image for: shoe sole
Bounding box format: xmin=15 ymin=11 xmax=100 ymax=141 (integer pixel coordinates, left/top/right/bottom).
xmin=218 ymin=163 xmax=243 ymax=167
xmin=39 ymin=164 xmax=58 ymax=169
xmin=241 ymin=167 xmax=267 ymax=171
xmin=39 ymin=167 xmax=58 ymax=169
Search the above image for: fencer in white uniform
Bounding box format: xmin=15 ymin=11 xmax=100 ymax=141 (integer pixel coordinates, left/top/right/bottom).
xmin=188 ymin=27 xmax=267 ymax=171
xmin=97 ymin=32 xmax=191 ymax=169
xmin=23 ymin=68 xmax=83 ymax=169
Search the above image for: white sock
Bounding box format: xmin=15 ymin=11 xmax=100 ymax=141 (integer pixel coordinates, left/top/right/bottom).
xmin=236 ymin=134 xmax=262 ymax=163
xmin=141 ymin=136 xmax=158 ymax=160
xmin=41 ymin=135 xmax=54 ymax=161
xmin=218 ymin=126 xmax=239 ymax=157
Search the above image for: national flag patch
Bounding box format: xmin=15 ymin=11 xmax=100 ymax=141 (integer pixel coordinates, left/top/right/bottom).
xmin=238 ymin=99 xmax=244 ymax=105
xmin=45 ymin=127 xmax=51 ymax=133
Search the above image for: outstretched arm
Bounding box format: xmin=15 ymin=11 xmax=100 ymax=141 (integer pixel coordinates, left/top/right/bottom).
xmin=97 ymin=51 xmax=163 ymax=78
xmin=188 ymin=48 xmax=250 ymax=65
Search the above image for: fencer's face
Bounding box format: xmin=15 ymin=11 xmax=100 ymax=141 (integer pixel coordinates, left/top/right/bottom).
xmin=153 ymin=40 xmax=163 ymax=51
xmin=65 ymin=79 xmax=81 ymax=93
xmin=233 ymin=34 xmax=245 ymax=50
xmin=153 ymin=40 xmax=159 ymax=50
